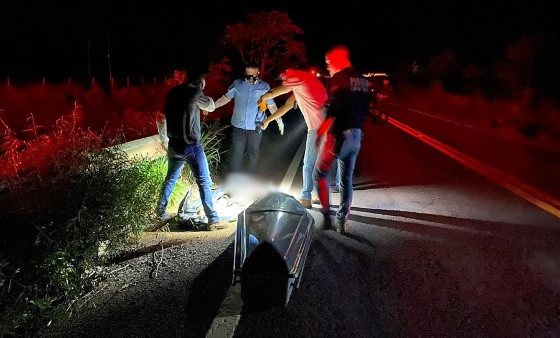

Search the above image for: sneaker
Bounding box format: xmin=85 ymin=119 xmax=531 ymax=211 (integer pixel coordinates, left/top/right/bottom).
xmin=298 ymin=198 xmax=312 ymax=209
xmin=311 ymin=197 xmax=321 ymax=205
xmin=334 ymin=219 xmax=346 ymax=234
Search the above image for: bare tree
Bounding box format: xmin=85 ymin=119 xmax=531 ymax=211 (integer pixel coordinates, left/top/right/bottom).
xmin=222 ymin=11 xmax=306 ymax=81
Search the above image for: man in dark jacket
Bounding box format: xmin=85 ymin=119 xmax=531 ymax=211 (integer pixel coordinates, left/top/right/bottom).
xmin=156 ymin=73 xmax=230 ymax=231
xmin=313 ymin=45 xmax=371 ymax=234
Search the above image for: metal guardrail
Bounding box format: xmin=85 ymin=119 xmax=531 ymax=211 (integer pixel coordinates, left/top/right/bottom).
xmin=108 ymin=134 xmax=167 ymax=160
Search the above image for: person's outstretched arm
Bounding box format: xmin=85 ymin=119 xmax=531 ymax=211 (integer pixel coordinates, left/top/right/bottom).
xmin=260 ymin=85 xmax=291 ymax=101
xmin=214 ymin=95 xmax=232 ymax=109
xmin=260 ymin=95 xmax=296 ymax=133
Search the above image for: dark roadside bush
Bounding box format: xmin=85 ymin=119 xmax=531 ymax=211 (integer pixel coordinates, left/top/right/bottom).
xmin=0 ymin=136 xmax=163 ymax=337
xmin=0 ymin=118 xmax=229 ymax=336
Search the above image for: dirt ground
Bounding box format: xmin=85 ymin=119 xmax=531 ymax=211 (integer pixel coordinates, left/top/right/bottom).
xmin=41 ymin=222 xmax=238 ymax=338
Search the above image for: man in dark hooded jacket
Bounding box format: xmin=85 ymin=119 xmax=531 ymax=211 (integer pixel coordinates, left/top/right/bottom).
xmin=156 ymin=72 xmax=230 ymax=231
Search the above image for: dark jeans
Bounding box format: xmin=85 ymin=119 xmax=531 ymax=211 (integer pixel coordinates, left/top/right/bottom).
xmin=313 ymin=128 xmax=362 ymax=223
xmin=157 ymin=140 xmax=219 ymax=224
xmin=230 ymin=126 xmax=263 ymax=173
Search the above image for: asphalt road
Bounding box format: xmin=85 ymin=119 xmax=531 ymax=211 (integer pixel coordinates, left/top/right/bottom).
xmin=229 ymin=106 xmax=560 ymax=337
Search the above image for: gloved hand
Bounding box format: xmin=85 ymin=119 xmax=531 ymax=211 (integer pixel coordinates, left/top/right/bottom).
xmin=276 ymin=118 xmax=284 ymax=135
xmin=258 ymin=99 xmax=267 ymax=112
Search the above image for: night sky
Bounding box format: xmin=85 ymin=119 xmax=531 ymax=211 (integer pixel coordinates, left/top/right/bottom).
xmin=1 ymin=0 xmax=558 ymax=81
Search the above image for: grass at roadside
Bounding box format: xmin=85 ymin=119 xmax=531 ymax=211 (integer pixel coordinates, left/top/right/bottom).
xmin=0 ymin=116 xmax=228 ymax=337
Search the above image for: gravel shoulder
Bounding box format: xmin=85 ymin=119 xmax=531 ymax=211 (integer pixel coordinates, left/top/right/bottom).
xmin=41 ymin=224 xmax=237 ymax=338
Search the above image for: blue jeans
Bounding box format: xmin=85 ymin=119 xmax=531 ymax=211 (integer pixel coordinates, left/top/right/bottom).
xmin=157 ymin=141 xmax=219 ymax=224
xmin=301 ymin=128 xmax=318 ymax=200
xmin=313 ymin=128 xmax=362 ymax=223
xmin=330 ymin=159 xmax=340 ymax=188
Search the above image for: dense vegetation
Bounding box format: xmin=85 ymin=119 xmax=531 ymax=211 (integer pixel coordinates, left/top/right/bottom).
xmin=0 ymin=80 xmax=229 ymax=337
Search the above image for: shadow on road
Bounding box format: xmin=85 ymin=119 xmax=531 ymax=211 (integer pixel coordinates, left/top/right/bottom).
xmin=233 ymin=232 xmax=388 ymax=337
xmin=182 ymin=242 xmax=235 ymax=337
xmin=348 ymin=206 xmax=560 ymax=244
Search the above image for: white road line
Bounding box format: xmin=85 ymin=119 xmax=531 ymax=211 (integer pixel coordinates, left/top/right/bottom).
xmin=205 ymin=284 xmax=242 ymax=338
xmin=279 ymin=139 xmax=306 ymax=193
xmin=388 ymin=115 xmax=560 ymax=219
